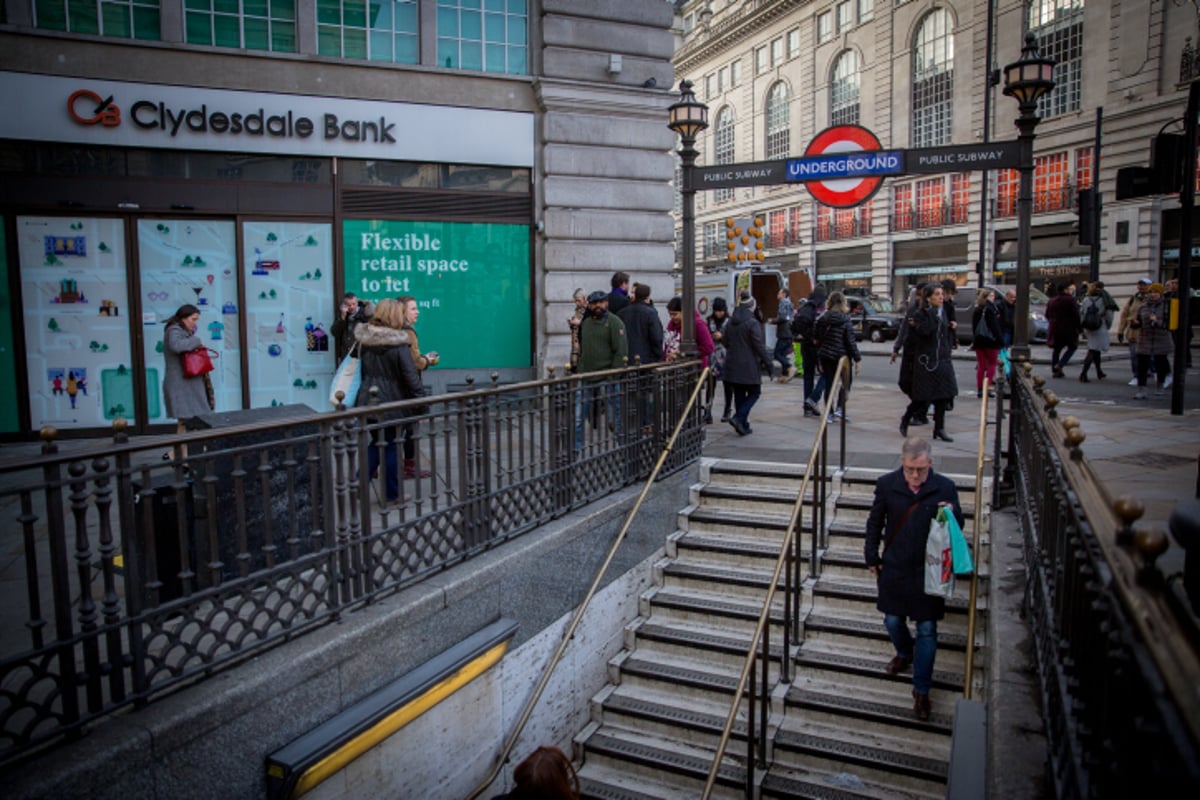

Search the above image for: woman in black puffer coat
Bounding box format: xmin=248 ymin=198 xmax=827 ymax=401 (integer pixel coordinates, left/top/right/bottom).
xmin=355 ymin=297 xmax=424 ymax=500
xmin=900 ymin=284 xmax=958 ymax=442
xmin=813 ymin=291 xmax=861 ymax=418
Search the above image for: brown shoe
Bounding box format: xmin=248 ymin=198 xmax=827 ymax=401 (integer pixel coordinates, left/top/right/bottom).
xmin=885 ymin=655 xmax=912 ymax=675
xmin=912 ymin=690 xmax=931 ymax=721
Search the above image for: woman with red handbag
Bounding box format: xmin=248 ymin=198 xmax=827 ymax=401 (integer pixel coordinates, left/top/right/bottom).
xmin=162 ymin=304 xmax=214 ymax=437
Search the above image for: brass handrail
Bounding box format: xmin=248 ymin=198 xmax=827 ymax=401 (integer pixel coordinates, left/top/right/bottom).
xmin=466 ymin=365 xmax=710 ymax=800
xmin=700 ymin=357 xmax=849 ymax=799
xmin=963 ymin=377 xmax=991 ymax=698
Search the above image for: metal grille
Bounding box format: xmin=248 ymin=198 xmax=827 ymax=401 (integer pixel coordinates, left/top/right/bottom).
xmin=1032 ymin=0 xmax=1084 ymax=119
xmin=765 ymin=83 xmax=790 ymax=160
xmin=912 ymin=9 xmax=954 ymax=148
xmin=0 ymin=362 xmax=705 ymax=765
xmin=714 ymin=107 xmax=736 ymax=203
xmin=830 ymin=50 xmax=861 ymax=127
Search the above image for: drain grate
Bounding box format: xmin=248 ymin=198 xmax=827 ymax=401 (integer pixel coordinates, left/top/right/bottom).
xmin=1107 ymin=451 xmax=1196 ymax=469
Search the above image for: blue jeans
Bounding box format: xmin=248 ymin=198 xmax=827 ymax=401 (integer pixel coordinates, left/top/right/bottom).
xmin=773 ymin=337 xmax=793 ymax=372
xmin=730 ymin=383 xmax=761 ymax=428
xmin=884 ymin=615 xmax=938 ymax=695
xmin=1052 ymin=343 xmax=1077 ymax=372
xmin=575 ymin=382 xmax=620 ymax=449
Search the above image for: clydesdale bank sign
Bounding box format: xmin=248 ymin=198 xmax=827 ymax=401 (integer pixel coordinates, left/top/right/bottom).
xmin=0 ymin=70 xmax=534 ymax=166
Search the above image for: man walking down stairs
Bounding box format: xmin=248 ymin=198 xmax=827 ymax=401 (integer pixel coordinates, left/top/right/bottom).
xmin=573 ymin=455 xmax=987 ymax=799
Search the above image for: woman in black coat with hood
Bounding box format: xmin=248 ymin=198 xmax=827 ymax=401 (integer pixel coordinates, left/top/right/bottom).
xmin=355 ymin=297 xmax=424 ymax=500
xmin=721 ymin=290 xmax=776 ymax=435
xmin=899 ymin=284 xmax=958 ymax=442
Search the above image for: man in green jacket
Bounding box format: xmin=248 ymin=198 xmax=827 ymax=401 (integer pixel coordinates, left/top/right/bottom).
xmin=576 ymin=291 xmax=628 ymax=448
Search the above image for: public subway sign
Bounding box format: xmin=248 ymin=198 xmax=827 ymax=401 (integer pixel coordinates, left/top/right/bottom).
xmin=689 ymin=125 xmax=1022 ymax=207
xmin=0 ymin=70 xmax=534 ymax=166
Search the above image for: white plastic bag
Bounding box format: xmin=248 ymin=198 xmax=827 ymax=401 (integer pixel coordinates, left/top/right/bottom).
xmin=924 ymin=507 xmax=955 ymax=597
xmin=330 ymin=344 xmax=361 ymax=408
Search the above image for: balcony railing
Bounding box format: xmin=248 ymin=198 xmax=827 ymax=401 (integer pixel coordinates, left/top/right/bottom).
xmin=995 ymin=182 xmax=1078 ymax=218
xmin=814 ymin=215 xmax=872 ymax=242
xmin=0 ymin=362 xmax=704 ymax=766
xmin=765 ymin=228 xmax=804 ymax=248
xmin=889 ymin=201 xmax=970 ymax=232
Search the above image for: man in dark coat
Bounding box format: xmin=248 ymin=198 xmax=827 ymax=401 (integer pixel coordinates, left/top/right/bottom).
xmin=576 ymin=290 xmax=627 ymax=447
xmin=864 ymin=436 xmax=964 ymax=721
xmin=899 ymin=284 xmax=958 ymax=441
xmin=619 ymin=283 xmax=664 ymax=432
xmin=330 ymin=292 xmax=373 ymax=362
xmin=606 ymin=271 xmax=631 ymax=316
xmin=721 ymin=290 xmax=776 ymax=435
xmin=1045 ymin=282 xmax=1082 ymax=378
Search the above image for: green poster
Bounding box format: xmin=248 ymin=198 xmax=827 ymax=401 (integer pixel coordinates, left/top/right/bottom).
xmin=342 ymin=220 xmax=531 ymax=369
xmin=0 ymin=221 xmax=17 ymax=432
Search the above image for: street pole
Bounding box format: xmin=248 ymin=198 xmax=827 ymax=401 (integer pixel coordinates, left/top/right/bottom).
xmin=1003 ymin=32 xmax=1056 ymax=362
xmin=668 ymin=80 xmax=710 ymax=358
xmin=1089 ymin=107 xmax=1102 ymax=284
xmin=1172 ymin=81 xmax=1197 ymax=416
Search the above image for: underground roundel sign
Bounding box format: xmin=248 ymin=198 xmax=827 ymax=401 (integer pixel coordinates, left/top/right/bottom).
xmin=798 ymin=125 xmax=887 ymax=209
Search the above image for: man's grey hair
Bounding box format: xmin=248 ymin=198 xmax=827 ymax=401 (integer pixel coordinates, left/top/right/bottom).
xmin=901 ymin=436 xmax=932 ymax=462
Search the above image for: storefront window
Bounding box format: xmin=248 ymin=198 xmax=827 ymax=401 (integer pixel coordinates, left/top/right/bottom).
xmin=186 ymin=0 xmax=297 ymax=53
xmin=242 ymin=221 xmax=335 ymax=408
xmin=1074 ymin=146 xmax=1093 ymax=190
xmin=317 ymin=0 xmax=418 ymax=62
xmin=138 ymin=219 xmax=243 ymax=417
xmin=35 ymin=0 xmax=161 ymax=40
xmin=1033 ymin=152 xmax=1070 ymax=213
xmin=18 ymin=216 xmax=135 ymax=430
xmin=950 ymin=173 xmax=970 ymax=224
xmin=892 ymin=183 xmax=913 ymax=231
xmin=915 ymin=177 xmax=944 ymax=228
xmin=996 ymin=168 xmax=1017 ymax=217
xmin=342 ymin=219 xmax=530 ymax=368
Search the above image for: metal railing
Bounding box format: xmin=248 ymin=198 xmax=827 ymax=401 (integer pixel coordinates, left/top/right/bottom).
xmin=1003 ymin=360 xmax=1200 ymax=797
xmin=0 ymin=361 xmax=704 ymax=766
xmin=962 ymin=377 xmax=992 ymax=697
xmin=466 ymin=368 xmax=711 ymax=800
xmin=701 ymin=358 xmax=850 ymax=799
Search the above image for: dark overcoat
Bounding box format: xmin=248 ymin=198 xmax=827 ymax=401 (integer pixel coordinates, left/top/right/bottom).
xmin=1046 ymin=292 xmax=1081 ymax=349
xmin=721 ymin=306 xmax=775 ymax=384
xmin=863 ymin=467 xmax=964 ymax=621
xmin=354 ymin=323 xmax=424 ymax=415
xmin=907 ymin=306 xmax=957 ymax=404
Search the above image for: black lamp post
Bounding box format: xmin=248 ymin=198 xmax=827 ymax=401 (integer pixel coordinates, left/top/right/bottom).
xmin=1003 ymin=31 xmax=1056 ymax=362
xmin=668 ymin=79 xmax=709 ymax=356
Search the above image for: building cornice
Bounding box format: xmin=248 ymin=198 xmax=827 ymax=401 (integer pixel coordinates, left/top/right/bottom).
xmin=674 ymin=0 xmax=809 ymax=75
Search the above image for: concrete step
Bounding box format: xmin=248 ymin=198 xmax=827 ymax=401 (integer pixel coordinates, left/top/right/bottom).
xmin=701 ymin=458 xmax=818 ymax=492
xmin=770 ymin=721 xmax=948 ymax=797
xmin=818 ymin=546 xmax=992 ymax=586
xmin=657 ymin=558 xmax=786 ymax=604
xmin=782 ymin=676 xmax=954 ymax=738
xmin=762 ymin=765 xmax=943 ymax=800
xmin=680 ymin=506 xmax=799 ymax=538
xmin=577 ymin=727 xmax=747 ymax=799
xmin=831 ymin=492 xmax=979 ymax=525
xmin=591 ymin=683 xmax=749 ymax=754
xmin=693 ymin=482 xmax=818 ymax=516
xmin=793 ymin=640 xmax=965 ymax=694
xmin=628 ymin=618 xmax=786 ymax=677
xmin=669 ymin=529 xmax=807 ymax=572
xmin=642 ymin=586 xmax=787 ymax=638
xmin=810 ymin=576 xmax=990 ymax=617
xmin=578 ymin=770 xmax=672 ymax=800
xmin=611 ymin=650 xmax=752 ymax=710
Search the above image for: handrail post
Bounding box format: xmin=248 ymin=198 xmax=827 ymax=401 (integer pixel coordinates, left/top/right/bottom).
xmin=963 ymin=377 xmax=991 ymax=699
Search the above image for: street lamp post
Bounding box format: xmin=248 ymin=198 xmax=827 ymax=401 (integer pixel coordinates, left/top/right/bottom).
xmin=1003 ymin=32 xmax=1056 ymax=362
xmin=668 ymin=80 xmax=709 ymax=357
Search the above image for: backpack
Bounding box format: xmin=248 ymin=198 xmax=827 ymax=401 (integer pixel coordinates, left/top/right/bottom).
xmin=1081 ymin=299 xmax=1102 ymax=332
xmin=792 ymin=301 xmax=818 ymax=342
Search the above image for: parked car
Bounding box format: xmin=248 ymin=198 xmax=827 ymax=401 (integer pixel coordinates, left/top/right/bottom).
xmin=845 ymin=295 xmax=903 ymax=342
xmin=952 ymin=284 xmax=1049 ymax=344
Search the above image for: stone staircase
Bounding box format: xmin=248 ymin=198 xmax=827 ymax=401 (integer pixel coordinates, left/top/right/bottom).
xmin=574 ymin=458 xmax=989 ymax=800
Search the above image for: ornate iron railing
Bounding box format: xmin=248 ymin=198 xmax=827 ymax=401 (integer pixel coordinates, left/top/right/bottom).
xmin=0 ymin=361 xmax=704 ymax=766
xmin=1003 ymin=361 xmax=1200 ymax=798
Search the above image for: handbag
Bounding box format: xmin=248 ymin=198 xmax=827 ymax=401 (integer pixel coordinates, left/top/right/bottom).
xmin=973 ymin=313 xmax=991 ymax=341
xmin=181 ymin=347 xmax=217 ymax=378
xmin=947 ymin=511 xmax=974 ymax=575
xmin=330 ymin=343 xmax=362 ymax=407
xmin=924 ymin=507 xmax=955 ymax=598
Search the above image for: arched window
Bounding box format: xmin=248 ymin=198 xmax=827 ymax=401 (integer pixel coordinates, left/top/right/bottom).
xmin=765 ymin=83 xmax=790 ymax=160
xmin=1030 ymin=0 xmax=1084 ymax=118
xmin=912 ymin=9 xmax=953 ymax=148
xmin=830 ymin=50 xmax=861 ymax=127
xmin=714 ymin=107 xmax=736 ymax=203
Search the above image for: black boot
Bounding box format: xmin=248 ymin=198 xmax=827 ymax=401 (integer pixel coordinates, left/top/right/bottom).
xmin=899 ymin=412 xmax=910 ymax=438
xmin=933 ymin=429 xmax=954 ymax=442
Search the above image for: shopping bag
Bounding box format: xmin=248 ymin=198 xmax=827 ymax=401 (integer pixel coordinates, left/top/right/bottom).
xmin=924 ymin=507 xmax=954 ymax=597
xmin=793 ymin=342 xmax=804 ymax=376
xmin=948 ymin=512 xmax=974 ymax=575
xmin=330 ymin=344 xmax=361 ymax=407
xmin=998 ymin=347 xmax=1010 ymax=373
xmin=181 ymin=347 xmax=217 ymax=378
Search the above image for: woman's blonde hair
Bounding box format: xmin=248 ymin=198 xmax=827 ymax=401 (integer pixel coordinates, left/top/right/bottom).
xmin=827 ymin=291 xmax=847 ymax=313
xmin=975 ymin=288 xmax=992 ymax=306
xmin=370 ymin=297 xmax=404 ymax=329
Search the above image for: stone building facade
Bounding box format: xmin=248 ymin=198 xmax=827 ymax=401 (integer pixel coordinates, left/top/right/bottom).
xmin=0 ymin=0 xmax=677 ymax=435
xmin=673 ymin=0 xmax=1198 ymax=309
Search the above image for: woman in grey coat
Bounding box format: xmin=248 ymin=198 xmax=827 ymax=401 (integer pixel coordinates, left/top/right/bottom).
xmin=1132 ymin=283 xmax=1173 ymax=399
xmin=162 ymin=303 xmax=212 ymax=431
xmin=721 ymin=291 xmax=776 ymax=435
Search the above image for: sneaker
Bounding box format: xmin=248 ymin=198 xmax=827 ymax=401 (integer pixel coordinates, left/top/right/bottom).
xmin=1164 ymin=374 xmax=1174 ymax=388
xmin=1128 ymin=377 xmax=1139 ymax=386
xmin=1133 ymin=389 xmax=1147 ymax=400
xmin=804 ymin=398 xmax=819 ymax=414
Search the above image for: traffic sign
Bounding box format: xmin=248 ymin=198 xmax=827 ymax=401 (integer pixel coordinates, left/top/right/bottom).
xmin=796 ymin=125 xmax=888 ymax=208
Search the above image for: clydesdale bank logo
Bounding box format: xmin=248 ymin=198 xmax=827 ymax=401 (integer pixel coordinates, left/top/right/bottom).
xmin=66 ymin=88 xmax=398 ymax=144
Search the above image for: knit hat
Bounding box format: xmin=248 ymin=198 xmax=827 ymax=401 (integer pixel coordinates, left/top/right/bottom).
xmin=1148 ymin=282 xmax=1164 ymax=294
xmin=739 ymin=290 xmax=756 ymax=311
xmin=712 ymin=296 xmax=727 ymax=312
